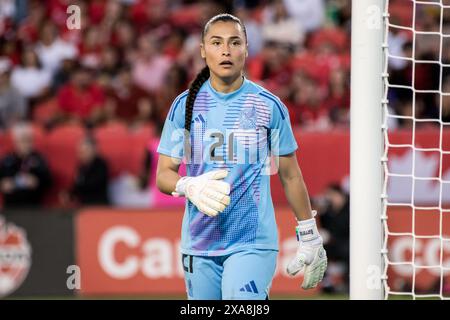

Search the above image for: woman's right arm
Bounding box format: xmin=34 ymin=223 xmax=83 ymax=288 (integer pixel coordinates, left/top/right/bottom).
xmin=156 ymin=154 xmax=182 ymax=195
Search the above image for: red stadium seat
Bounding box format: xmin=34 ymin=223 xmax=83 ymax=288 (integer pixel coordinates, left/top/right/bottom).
xmin=128 ymin=124 xmax=157 ymax=175
xmin=43 ymin=124 xmax=86 ymax=205
xmin=33 ymin=97 xmax=59 ymax=126
xmin=94 ymin=122 xmax=130 ymax=177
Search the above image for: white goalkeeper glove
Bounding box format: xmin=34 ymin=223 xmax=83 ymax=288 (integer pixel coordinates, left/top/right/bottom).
xmin=172 ymin=169 xmax=231 ymax=217
xmin=286 ymin=212 xmax=328 ymax=290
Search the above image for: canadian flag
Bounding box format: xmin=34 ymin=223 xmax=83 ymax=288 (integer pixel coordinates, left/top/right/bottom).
xmin=0 ymin=216 xmax=32 ymax=297
xmin=388 ymin=147 xmax=450 ymax=205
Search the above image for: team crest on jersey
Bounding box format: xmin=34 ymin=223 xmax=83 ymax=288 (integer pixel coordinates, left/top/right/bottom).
xmin=239 ymin=106 xmax=257 ymax=129
xmin=0 ymin=216 xmax=32 ymax=297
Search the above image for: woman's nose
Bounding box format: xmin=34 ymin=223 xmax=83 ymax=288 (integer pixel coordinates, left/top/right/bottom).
xmin=222 ymin=46 xmax=231 ymax=56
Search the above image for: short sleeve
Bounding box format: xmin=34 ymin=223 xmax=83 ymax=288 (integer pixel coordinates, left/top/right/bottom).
xmin=157 ymin=92 xmax=188 ymax=160
xmin=269 ymin=98 xmax=298 ymax=156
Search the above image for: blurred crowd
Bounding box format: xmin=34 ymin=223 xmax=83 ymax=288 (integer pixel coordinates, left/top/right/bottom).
xmin=0 ymin=0 xmax=448 ymax=133
xmin=0 ymin=0 xmax=353 ymax=132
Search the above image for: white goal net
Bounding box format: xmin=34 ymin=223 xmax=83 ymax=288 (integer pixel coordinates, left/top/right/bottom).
xmin=382 ymin=0 xmax=450 ymax=300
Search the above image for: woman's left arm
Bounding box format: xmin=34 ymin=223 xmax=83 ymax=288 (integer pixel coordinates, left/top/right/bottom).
xmin=278 ymin=151 xmax=328 ymax=289
xmin=278 ymin=152 xmax=314 ymax=221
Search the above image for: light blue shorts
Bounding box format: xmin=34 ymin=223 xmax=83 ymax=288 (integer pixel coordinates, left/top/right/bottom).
xmin=181 ymin=249 xmax=278 ymax=300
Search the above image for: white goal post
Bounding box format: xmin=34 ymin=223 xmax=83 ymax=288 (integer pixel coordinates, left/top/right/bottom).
xmin=350 ymin=0 xmax=384 ymax=300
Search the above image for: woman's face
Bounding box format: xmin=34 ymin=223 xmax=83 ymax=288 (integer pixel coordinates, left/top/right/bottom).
xmin=85 ymin=28 xmax=99 ymax=47
xmin=23 ymin=50 xmax=38 ymax=68
xmin=41 ymin=23 xmax=56 ymax=44
xmin=201 ymin=21 xmax=248 ymax=82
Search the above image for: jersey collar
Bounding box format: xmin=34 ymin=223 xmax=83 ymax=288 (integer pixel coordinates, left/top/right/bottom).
xmin=205 ymin=76 xmax=249 ymax=103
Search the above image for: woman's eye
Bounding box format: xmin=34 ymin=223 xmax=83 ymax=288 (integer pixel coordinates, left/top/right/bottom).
xmin=212 ymin=42 xmax=220 ymax=46
xmin=232 ymin=41 xmax=241 ymax=46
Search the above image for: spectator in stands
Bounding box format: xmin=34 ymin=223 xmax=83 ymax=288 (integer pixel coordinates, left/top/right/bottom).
xmin=282 ymin=0 xmax=325 ymax=33
xmin=131 ymin=33 xmax=172 ymax=94
xmin=16 ymin=0 xmax=46 ymax=44
xmin=440 ymin=75 xmax=450 ymax=123
xmin=64 ymin=136 xmax=110 ymax=206
xmin=288 ymin=73 xmax=331 ymax=130
xmin=99 ymin=46 xmax=121 ymax=78
xmin=326 ymin=67 xmax=350 ymax=126
xmin=0 ymin=122 xmax=52 ymax=208
xmin=106 ymin=65 xmax=155 ymax=127
xmin=0 ymin=40 xmax=21 ymax=65
xmin=100 ymin=0 xmax=126 ymax=32
xmin=111 ymin=20 xmax=135 ymax=58
xmin=387 ymin=28 xmax=410 ymax=71
xmin=0 ymin=0 xmax=15 ymax=24
xmin=160 ymin=28 xmax=187 ymax=61
xmin=261 ymin=0 xmax=305 ymax=50
xmin=78 ymin=26 xmax=104 ymax=70
xmin=316 ymin=183 xmax=349 ymax=294
xmin=246 ymin=40 xmax=294 ymax=99
xmin=57 ymin=65 xmax=106 ymax=127
xmin=154 ymin=63 xmax=188 ymax=126
xmin=234 ymin=5 xmax=263 ymax=58
xmin=326 ymin=0 xmax=351 ymax=31
xmin=34 ymin=21 xmax=78 ymax=76
xmin=10 ymin=46 xmax=51 ymax=103
xmin=109 ymin=146 xmax=152 ymax=208
xmin=0 ymin=58 xmax=27 ymax=130
xmin=52 ymin=57 xmax=77 ymax=91
xmin=393 ymin=96 xmax=424 ymax=128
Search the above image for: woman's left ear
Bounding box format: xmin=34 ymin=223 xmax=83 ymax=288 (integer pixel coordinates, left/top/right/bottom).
xmin=200 ymin=43 xmax=206 ymax=59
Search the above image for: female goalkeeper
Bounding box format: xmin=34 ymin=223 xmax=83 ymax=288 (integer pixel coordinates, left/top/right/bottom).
xmin=156 ymin=13 xmax=327 ymax=300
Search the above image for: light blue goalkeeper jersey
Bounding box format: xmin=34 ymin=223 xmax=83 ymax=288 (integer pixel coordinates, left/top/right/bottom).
xmin=157 ymin=77 xmax=298 ymax=256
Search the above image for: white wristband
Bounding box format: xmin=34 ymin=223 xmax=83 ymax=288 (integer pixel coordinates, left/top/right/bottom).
xmin=295 ymin=212 xmax=322 ymax=245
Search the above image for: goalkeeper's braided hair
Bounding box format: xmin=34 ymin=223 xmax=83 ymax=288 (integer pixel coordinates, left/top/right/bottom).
xmin=185 ymin=66 xmax=210 ymax=132
xmin=184 ymin=13 xmax=247 ymax=133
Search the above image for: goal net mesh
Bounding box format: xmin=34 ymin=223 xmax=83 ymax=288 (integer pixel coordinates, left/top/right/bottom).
xmin=382 ymin=0 xmax=450 ymax=299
